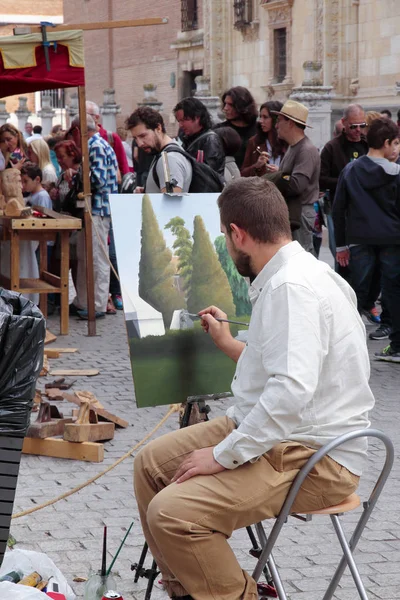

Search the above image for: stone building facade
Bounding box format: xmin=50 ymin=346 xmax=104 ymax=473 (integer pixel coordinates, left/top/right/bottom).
xmin=59 ymin=1 xmax=400 ymax=142
xmin=0 ymin=0 xmax=63 ymax=116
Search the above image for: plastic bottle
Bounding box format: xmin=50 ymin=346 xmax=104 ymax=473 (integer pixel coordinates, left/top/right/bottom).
xmin=0 ymin=570 xmax=24 ymax=583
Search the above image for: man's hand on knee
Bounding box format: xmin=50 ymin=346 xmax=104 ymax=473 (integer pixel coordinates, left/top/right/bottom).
xmin=171 ymin=447 xmax=226 ymax=484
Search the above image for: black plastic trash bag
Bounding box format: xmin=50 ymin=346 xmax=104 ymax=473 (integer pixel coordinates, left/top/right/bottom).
xmin=0 ymin=289 xmax=45 ymax=436
xmin=0 ymin=289 xmax=45 ymax=566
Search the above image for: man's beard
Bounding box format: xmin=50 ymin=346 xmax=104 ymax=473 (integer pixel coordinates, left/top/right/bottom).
xmin=233 ymin=249 xmax=256 ymax=280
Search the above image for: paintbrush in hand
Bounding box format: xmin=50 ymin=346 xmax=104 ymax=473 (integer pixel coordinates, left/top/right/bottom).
xmin=187 ymin=313 xmax=249 ymax=327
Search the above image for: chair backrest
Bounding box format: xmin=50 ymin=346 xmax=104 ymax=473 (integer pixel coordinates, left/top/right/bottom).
xmin=252 ymin=428 xmax=394 ymax=582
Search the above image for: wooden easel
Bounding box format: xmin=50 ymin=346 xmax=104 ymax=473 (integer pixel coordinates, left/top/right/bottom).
xmin=13 ymin=18 xmax=168 ymax=336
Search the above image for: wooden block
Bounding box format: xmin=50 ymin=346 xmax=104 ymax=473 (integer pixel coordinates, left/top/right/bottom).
xmin=44 ymin=349 xmax=60 ymax=359
xmin=75 ymin=390 xmax=103 ymax=409
xmin=64 ymin=422 xmax=115 ymax=443
xmin=64 ymin=401 xmax=114 ymax=442
xmin=61 ymin=392 xmax=129 ymax=428
xmin=49 ymin=369 xmax=99 ymax=377
xmin=50 ymin=348 xmax=79 ymax=354
xmin=22 ymin=438 xmax=104 ymax=462
xmin=45 ymin=388 xmax=65 ymax=401
xmin=45 ymin=330 xmax=57 ymax=345
xmin=27 ymin=418 xmax=74 ymax=439
xmin=27 ymin=403 xmax=74 ymax=439
xmin=40 ymin=356 xmax=50 ymax=377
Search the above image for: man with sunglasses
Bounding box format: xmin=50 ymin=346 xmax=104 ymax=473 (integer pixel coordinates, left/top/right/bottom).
xmin=320 ymin=104 xmax=369 ymax=274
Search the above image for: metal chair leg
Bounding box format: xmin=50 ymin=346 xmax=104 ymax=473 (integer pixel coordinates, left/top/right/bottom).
xmin=329 ymin=515 xmax=368 ymax=600
xmin=144 ymin=560 xmax=159 ymax=600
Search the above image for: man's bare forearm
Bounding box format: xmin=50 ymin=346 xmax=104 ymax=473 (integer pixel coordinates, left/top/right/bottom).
xmin=217 ymin=336 xmax=246 ymax=362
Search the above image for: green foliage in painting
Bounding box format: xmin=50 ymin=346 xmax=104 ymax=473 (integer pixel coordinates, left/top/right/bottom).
xmin=187 ymin=216 xmax=235 ymax=315
xmin=139 ymin=194 xmax=186 ymax=326
xmin=165 ymin=216 xmax=193 ymax=290
xmin=214 ymin=235 xmax=252 ymax=316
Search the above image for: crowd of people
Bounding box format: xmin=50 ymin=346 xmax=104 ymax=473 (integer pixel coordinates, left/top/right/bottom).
xmin=0 ymin=89 xmax=399 ymax=362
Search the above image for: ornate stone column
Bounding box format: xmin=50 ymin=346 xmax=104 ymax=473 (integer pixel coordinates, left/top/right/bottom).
xmin=194 ymin=76 xmax=223 ymax=124
xmin=0 ymin=100 xmax=10 ymax=126
xmin=137 ymin=84 xmax=163 ymax=112
xmin=100 ymin=88 xmax=121 ymax=132
xmin=290 ymin=62 xmax=333 ymax=149
xmin=15 ymin=97 xmax=31 ymax=132
xmin=203 ymin=0 xmax=226 ymax=97
xmin=66 ymin=91 xmax=79 ymax=121
xmin=37 ymin=96 xmax=56 ymax=136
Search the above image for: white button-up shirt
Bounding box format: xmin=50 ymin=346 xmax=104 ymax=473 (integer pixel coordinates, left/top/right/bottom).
xmin=213 ymin=241 xmax=374 ymax=476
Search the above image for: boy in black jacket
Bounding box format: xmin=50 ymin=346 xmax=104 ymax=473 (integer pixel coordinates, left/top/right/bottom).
xmin=333 ymin=118 xmax=400 ymax=362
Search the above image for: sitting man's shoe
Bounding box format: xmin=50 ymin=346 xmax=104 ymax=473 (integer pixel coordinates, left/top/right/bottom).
xmin=375 ymin=345 xmax=400 ymax=363
xmin=369 ymin=324 xmax=392 ymax=340
xmin=77 ymin=309 xmax=106 ymax=320
xmin=112 ymin=294 xmax=123 ymax=310
xmin=362 ymin=307 xmax=381 ymax=324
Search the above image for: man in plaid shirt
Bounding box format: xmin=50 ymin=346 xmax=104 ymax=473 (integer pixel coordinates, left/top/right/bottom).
xmin=71 ymin=114 xmax=118 ymax=318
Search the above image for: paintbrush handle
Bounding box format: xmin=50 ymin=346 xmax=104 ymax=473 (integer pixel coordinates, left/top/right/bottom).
xmin=101 ymin=526 xmax=107 ymax=577
xmin=106 ymin=522 xmax=134 ymax=576
xmin=215 ymin=317 xmax=250 ymax=327
xmin=187 ymin=313 xmax=249 ymax=327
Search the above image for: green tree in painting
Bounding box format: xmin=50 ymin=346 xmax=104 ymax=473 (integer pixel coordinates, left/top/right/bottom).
xmin=139 ymin=195 xmax=186 ymax=326
xmin=214 ymin=235 xmax=252 ymax=316
xmin=187 ymin=216 xmax=235 ymax=315
xmin=165 ymin=217 xmax=193 ymax=290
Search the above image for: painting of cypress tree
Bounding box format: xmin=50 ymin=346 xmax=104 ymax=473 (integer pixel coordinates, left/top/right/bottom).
xmin=165 ymin=217 xmax=193 ymax=291
xmin=214 ymin=235 xmax=252 ymax=316
xmin=187 ymin=216 xmax=235 ymax=315
xmin=138 ymin=194 xmax=186 ymax=326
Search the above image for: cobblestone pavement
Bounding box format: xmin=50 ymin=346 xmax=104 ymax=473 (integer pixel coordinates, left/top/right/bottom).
xmin=10 ymin=245 xmax=400 ymax=600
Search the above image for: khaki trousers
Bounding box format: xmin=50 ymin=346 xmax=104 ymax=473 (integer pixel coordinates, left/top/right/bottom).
xmin=134 ymin=417 xmax=359 ymax=600
xmin=73 ymin=215 xmax=111 ymax=313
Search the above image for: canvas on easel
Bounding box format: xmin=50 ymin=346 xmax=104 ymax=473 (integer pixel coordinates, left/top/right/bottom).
xmin=109 ymin=193 xmax=252 ymax=408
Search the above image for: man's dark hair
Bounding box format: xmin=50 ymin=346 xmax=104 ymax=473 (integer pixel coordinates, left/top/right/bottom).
xmin=21 ymin=162 xmax=42 ymax=181
xmin=381 ymin=109 xmax=392 ymax=119
xmin=173 ymin=97 xmax=212 ymax=131
xmin=218 ymin=177 xmax=291 ymax=243
xmin=126 ymin=107 xmax=166 ymax=133
xmin=367 ymin=118 xmax=400 ymax=149
xmin=215 ymin=126 xmax=242 ymax=156
xmin=397 ymin=108 xmax=400 ymax=123
xmin=33 ymin=125 xmax=42 ymax=134
xmin=221 ymin=86 xmax=258 ymax=125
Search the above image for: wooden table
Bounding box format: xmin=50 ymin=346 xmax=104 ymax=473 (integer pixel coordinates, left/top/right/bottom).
xmin=0 ymin=208 xmax=82 ymax=334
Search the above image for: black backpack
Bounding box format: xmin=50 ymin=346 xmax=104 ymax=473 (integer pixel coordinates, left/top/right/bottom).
xmin=152 ymin=144 xmax=224 ymax=193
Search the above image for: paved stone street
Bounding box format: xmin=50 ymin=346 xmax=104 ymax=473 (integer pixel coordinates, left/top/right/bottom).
xmin=10 ymin=245 xmax=400 ymax=600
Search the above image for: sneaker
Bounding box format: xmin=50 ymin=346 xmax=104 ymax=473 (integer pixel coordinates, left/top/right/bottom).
xmin=112 ymin=294 xmax=123 ymax=310
xmin=369 ymin=324 xmax=392 ymax=340
xmin=77 ymin=310 xmax=106 ymax=320
xmin=69 ymin=303 xmax=81 ymax=316
xmin=374 ymin=345 xmax=400 ymax=363
xmin=362 ymin=307 xmax=381 ymax=324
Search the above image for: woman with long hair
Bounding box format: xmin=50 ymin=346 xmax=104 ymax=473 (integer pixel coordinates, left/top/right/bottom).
xmin=0 ymin=123 xmax=27 ymax=169
xmin=52 ymin=139 xmax=82 ymax=212
xmin=241 ymin=101 xmax=287 ymax=177
xmin=27 ymin=138 xmax=57 ymax=188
